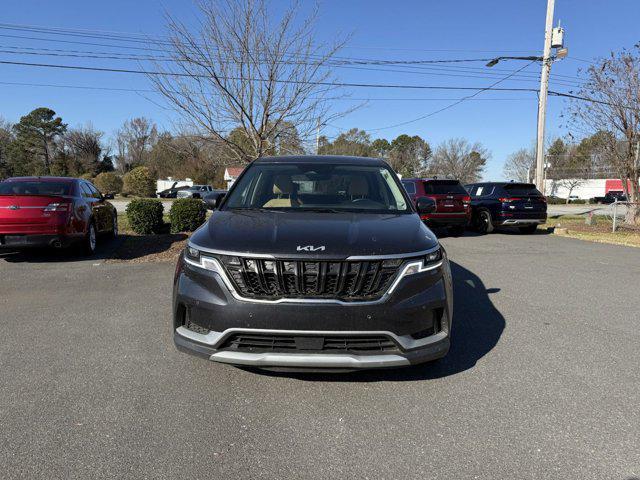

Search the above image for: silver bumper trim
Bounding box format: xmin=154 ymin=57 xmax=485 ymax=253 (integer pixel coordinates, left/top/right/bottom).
xmin=499 ymin=219 xmax=545 ymax=225
xmin=175 ymin=326 xmax=448 ymax=352
xmin=210 ymin=351 xmax=411 ymax=368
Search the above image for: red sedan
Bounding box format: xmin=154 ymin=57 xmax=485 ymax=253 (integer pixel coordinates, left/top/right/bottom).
xmin=0 ymin=176 xmax=117 ymax=254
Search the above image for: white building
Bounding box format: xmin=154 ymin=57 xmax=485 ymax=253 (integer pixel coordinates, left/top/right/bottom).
xmin=224 ymin=167 xmax=244 ymax=190
xmin=544 ymin=178 xmax=631 ymax=199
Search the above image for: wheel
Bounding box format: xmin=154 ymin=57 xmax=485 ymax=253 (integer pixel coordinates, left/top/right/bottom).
xmin=448 ymin=225 xmax=465 ymax=237
xmin=518 ymin=224 xmax=538 ymax=234
xmin=109 ymin=214 xmax=118 ymax=239
xmin=475 ymin=210 xmax=494 ymax=234
xmin=83 ymin=221 xmax=97 ymax=255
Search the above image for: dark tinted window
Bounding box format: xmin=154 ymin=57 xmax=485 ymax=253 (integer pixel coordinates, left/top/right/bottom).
xmin=502 ymin=183 xmax=542 ymax=196
xmin=0 ymin=180 xmax=73 ymax=196
xmin=469 ymin=185 xmax=494 ymax=197
xmin=423 ymin=180 xmax=467 ymax=195
xmin=401 ymin=181 xmax=416 ymax=194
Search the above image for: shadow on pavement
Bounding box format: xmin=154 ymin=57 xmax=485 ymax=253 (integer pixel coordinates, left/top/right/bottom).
xmin=253 ymin=260 xmax=505 ymax=382
xmin=0 ymin=232 xmax=187 ymax=263
xmin=0 ymin=235 xmax=125 ymax=264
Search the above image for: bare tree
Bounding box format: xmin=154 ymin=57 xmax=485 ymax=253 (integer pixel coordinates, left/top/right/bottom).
xmin=568 ymin=46 xmax=640 ymax=224
xmin=148 ymin=0 xmax=350 ymax=163
xmin=114 ymin=117 xmax=158 ymax=172
xmin=429 ymin=138 xmax=489 ymax=184
xmin=503 ymin=147 xmax=534 ymax=183
xmin=64 ymin=125 xmax=104 ymax=175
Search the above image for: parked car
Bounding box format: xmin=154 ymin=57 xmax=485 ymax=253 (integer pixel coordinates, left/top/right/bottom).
xmin=176 ymin=185 xmax=214 ymax=199
xmin=173 ymin=155 xmax=453 ymax=371
xmin=157 ymin=182 xmax=192 ymax=198
xmin=593 ymin=191 xmax=627 ymax=204
xmin=0 ymin=176 xmax=117 ymax=254
xmin=465 ymin=182 xmax=547 ymax=234
xmin=202 ymin=189 xmax=228 ymax=206
xmin=401 ymin=178 xmax=470 ymax=235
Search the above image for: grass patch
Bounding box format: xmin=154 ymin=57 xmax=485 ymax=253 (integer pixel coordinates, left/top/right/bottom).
xmin=544 ymin=215 xmax=640 ymax=248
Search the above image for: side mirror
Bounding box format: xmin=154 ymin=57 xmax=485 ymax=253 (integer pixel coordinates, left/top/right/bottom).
xmin=102 ymin=193 xmax=115 ymax=200
xmin=204 ymin=192 xmax=225 ymax=210
xmin=416 ymin=197 xmax=436 ymax=214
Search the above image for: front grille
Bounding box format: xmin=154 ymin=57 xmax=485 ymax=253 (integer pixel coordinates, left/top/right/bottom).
xmin=220 ymin=257 xmax=404 ymax=301
xmin=220 ymin=333 xmax=399 ymax=354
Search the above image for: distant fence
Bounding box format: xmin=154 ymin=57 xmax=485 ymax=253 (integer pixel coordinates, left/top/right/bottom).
xmin=610 ymin=201 xmax=640 ymax=232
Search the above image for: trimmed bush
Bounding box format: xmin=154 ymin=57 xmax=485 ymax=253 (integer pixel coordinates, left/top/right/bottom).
xmin=80 ymin=173 xmax=94 ymax=181
xmin=125 ymin=198 xmax=164 ymax=234
xmin=123 ymin=166 xmax=155 ymax=197
xmin=169 ymin=198 xmax=207 ymax=233
xmin=94 ymin=172 xmax=123 ymax=195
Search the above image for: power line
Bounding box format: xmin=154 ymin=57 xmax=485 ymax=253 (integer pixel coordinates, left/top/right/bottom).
xmin=0 ymin=22 xmax=541 ymax=58
xmin=0 ymin=28 xmax=592 ymax=84
xmin=0 ymin=80 xmax=537 ymax=101
xmin=364 ymin=61 xmax=538 ymax=132
xmin=0 ymin=58 xmax=629 ymax=110
xmin=0 ymin=58 xmax=545 ymax=92
xmin=0 ymin=46 xmax=589 ymax=87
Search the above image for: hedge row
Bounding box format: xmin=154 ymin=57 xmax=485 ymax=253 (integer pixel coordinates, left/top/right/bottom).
xmin=125 ymin=197 xmax=207 ymax=235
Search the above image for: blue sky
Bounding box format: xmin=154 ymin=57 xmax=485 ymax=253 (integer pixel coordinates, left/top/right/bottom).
xmin=1 ymin=0 xmax=638 ymax=179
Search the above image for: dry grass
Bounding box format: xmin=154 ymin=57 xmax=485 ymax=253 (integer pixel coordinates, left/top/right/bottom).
xmin=107 ymin=214 xmax=189 ymax=263
xmin=545 ymin=215 xmax=640 ymax=248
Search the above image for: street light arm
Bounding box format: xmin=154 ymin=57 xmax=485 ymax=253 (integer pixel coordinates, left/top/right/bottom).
xmin=485 ymin=55 xmax=545 ymax=67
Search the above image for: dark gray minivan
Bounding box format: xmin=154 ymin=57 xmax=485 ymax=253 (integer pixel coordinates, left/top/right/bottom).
xmin=173 ymin=156 xmax=453 ymax=371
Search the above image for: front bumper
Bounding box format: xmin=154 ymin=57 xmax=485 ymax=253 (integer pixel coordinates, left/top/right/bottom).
xmin=175 ymin=327 xmax=450 ymax=369
xmin=173 ymin=253 xmax=453 ymax=370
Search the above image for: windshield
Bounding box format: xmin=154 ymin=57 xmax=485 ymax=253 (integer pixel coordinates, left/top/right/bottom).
xmin=224 ymin=163 xmax=409 ymax=213
xmin=0 ymin=180 xmax=73 ymax=196
xmin=423 ymin=180 xmax=467 ymax=195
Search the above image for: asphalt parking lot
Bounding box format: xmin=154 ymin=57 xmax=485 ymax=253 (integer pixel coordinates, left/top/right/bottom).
xmin=1 ymin=233 xmax=639 ymax=479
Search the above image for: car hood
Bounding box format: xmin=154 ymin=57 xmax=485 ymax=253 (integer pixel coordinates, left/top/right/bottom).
xmin=189 ymin=210 xmax=438 ymax=259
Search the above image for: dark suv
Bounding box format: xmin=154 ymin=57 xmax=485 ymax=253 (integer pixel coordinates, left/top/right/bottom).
xmin=465 ymin=182 xmax=547 ymax=234
xmin=173 ymin=156 xmax=453 ymax=371
xmin=401 ymin=178 xmax=470 ymax=235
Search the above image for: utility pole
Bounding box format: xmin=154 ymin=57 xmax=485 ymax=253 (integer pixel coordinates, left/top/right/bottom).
xmin=315 ymin=119 xmax=321 ymax=155
xmin=534 ymin=0 xmax=556 ymax=194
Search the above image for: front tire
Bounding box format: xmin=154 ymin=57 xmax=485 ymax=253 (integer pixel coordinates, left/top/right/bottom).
xmin=475 ymin=210 xmax=494 ymax=234
xmin=519 ymin=224 xmax=538 ymax=234
xmin=83 ymin=222 xmax=97 ymax=255
xmin=109 ymin=214 xmax=118 ymax=239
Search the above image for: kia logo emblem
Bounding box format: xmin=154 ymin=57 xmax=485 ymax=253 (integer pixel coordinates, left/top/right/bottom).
xmin=296 ymin=245 xmax=325 ymax=252
xmin=8 ymin=205 xmax=20 ymax=210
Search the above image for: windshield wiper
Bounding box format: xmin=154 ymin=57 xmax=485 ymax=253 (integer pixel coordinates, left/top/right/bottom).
xmin=228 ymin=207 xmax=284 ymax=213
xmin=297 ymin=207 xmax=346 ymax=213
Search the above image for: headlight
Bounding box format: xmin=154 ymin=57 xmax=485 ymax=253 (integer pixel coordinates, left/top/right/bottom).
xmin=400 ymin=247 xmax=443 ymax=277
xmin=386 ymin=247 xmax=444 ymax=295
xmin=183 ymin=245 xmax=223 ymax=274
xmin=424 ymin=247 xmax=443 ymax=265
